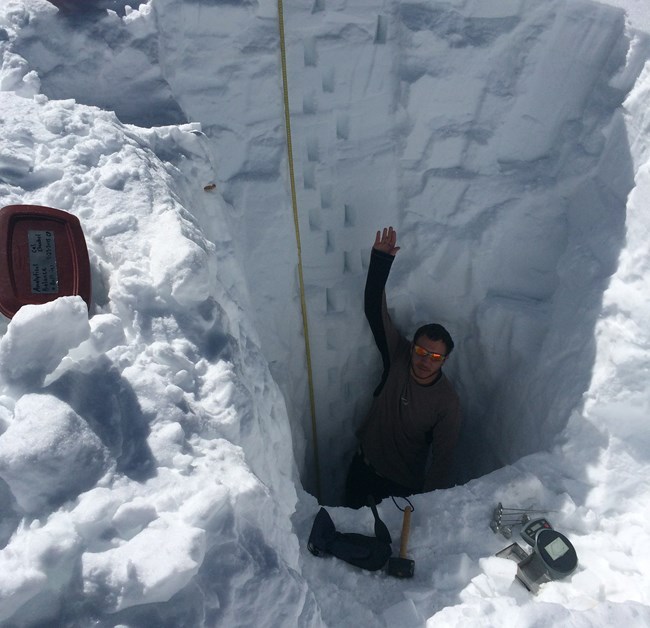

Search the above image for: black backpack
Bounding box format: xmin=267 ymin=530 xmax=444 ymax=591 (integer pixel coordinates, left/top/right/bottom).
xmin=307 ymin=499 xmax=392 ymax=571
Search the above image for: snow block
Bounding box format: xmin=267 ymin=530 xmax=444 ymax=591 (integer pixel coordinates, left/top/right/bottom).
xmin=0 ymin=394 xmax=111 ymax=514
xmin=0 ymin=296 xmax=90 ymax=387
xmin=381 ymin=598 xmax=424 ymax=627
xmin=82 ymin=519 xmax=206 ymax=613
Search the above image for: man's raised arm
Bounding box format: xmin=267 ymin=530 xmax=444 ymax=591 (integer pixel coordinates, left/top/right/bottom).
xmin=364 ymin=227 xmax=401 ymax=376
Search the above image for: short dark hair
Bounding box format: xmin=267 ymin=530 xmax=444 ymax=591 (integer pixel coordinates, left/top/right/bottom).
xmin=413 ymin=323 xmax=455 ymax=356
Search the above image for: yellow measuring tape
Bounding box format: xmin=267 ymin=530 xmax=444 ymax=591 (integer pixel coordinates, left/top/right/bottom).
xmin=277 ymin=0 xmax=322 ymax=502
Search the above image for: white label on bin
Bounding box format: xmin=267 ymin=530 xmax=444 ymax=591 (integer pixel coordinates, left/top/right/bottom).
xmin=28 ymin=230 xmax=59 ymax=294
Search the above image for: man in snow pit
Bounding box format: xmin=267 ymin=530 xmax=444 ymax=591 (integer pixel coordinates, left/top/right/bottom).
xmin=344 ymin=226 xmax=461 ymax=508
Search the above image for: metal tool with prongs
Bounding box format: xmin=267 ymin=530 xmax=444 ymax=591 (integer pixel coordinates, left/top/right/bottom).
xmin=490 ymin=503 xmax=550 ymax=539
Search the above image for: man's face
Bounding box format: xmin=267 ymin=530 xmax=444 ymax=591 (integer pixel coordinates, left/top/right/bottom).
xmin=410 ymin=336 xmax=447 ymax=385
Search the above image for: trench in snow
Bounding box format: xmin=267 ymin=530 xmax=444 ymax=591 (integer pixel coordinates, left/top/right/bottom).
xmin=17 ymin=0 xmax=637 ymax=505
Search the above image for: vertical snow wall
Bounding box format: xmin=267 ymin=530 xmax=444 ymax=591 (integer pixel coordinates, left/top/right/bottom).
xmin=15 ymin=0 xmax=644 ymax=505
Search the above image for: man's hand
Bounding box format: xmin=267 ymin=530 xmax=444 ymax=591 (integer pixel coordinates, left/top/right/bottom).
xmin=373 ymin=226 xmax=400 ymax=256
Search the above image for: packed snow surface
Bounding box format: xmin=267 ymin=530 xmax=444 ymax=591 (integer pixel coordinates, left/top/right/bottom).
xmin=0 ymin=0 xmax=650 ymax=626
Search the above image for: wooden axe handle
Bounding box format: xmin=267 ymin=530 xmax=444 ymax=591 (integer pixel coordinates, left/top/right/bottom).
xmin=399 ymin=506 xmax=413 ymax=558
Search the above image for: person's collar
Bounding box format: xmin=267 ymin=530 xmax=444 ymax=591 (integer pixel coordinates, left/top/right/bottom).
xmin=410 ymin=369 xmax=443 ymax=387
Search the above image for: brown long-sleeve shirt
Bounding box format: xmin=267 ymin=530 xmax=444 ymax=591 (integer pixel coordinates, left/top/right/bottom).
xmin=357 ymin=249 xmax=461 ymax=492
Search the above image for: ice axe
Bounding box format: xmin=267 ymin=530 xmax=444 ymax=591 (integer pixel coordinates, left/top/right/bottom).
xmin=387 ymin=505 xmax=415 ymax=578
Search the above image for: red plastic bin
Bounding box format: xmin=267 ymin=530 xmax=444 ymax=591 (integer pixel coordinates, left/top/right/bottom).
xmin=0 ymin=204 xmax=91 ymax=318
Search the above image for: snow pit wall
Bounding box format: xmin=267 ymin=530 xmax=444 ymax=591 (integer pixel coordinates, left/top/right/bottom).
xmin=149 ymin=0 xmax=638 ymax=504
xmin=7 ymin=0 xmax=642 ymax=508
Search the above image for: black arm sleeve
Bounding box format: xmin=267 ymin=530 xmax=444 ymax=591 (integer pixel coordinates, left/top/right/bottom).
xmin=364 ymin=249 xmax=395 ymax=392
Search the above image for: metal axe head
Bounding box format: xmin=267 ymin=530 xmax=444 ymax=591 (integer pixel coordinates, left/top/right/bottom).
xmin=387 ymin=555 xmax=415 ymax=578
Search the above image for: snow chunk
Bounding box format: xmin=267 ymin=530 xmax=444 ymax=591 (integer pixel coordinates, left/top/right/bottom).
xmin=111 ymin=498 xmax=158 ymax=540
xmin=148 ymin=211 xmax=216 ymax=306
xmin=88 ymin=313 xmax=126 ymax=354
xmin=0 ymin=515 xmax=81 ymax=624
xmin=82 ymin=519 xmax=206 ymax=613
xmin=382 ymin=598 xmax=425 ymax=627
xmin=0 ymin=297 xmax=90 ymax=387
xmin=0 ymin=394 xmax=111 ymax=513
xmin=0 ymin=564 xmax=47 ymax=624
xmin=0 ymin=51 xmax=40 ymax=97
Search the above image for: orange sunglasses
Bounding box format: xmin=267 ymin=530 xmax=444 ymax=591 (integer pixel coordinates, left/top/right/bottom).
xmin=413 ymin=344 xmax=446 ymax=362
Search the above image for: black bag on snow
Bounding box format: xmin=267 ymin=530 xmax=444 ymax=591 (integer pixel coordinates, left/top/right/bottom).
xmin=307 ymin=499 xmax=392 ymax=571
